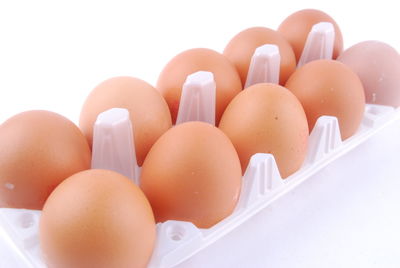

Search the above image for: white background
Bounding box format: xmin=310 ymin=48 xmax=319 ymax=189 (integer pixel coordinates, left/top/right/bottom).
xmin=0 ymin=0 xmax=399 ymax=124
xmin=1 ymin=1 xmax=400 ymax=268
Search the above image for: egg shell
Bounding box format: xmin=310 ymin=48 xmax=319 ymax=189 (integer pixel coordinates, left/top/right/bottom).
xmin=0 ymin=110 xmax=91 ymax=210
xmin=156 ymin=48 xmax=242 ymax=125
xmin=285 ymin=59 xmax=365 ymax=140
xmin=219 ymin=83 xmax=308 ymax=178
xmin=140 ymin=121 xmax=242 ymax=228
xmin=337 ymin=40 xmax=400 ymax=107
xmin=40 ymin=169 xmax=156 ymax=268
xmin=223 ymin=27 xmax=296 ymax=85
xmin=79 ymin=76 xmax=172 ymax=166
xmin=278 ymin=9 xmax=343 ymax=62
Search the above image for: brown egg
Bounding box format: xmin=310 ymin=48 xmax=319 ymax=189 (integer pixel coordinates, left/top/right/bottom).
xmin=79 ymin=76 xmax=172 ymax=166
xmin=0 ymin=110 xmax=91 ymax=210
xmin=140 ymin=121 xmax=242 ymax=228
xmin=285 ymin=59 xmax=365 ymax=140
xmin=278 ymin=9 xmax=344 ymax=62
xmin=219 ymin=83 xmax=308 ymax=178
xmin=337 ymin=40 xmax=400 ymax=107
xmin=223 ymin=27 xmax=296 ymax=85
xmin=156 ymin=48 xmax=242 ymax=125
xmin=40 ymin=169 xmax=156 ymax=268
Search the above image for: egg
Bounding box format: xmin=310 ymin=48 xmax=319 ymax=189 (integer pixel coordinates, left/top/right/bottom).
xmin=140 ymin=121 xmax=242 ymax=228
xmin=156 ymin=48 xmax=242 ymax=125
xmin=219 ymin=83 xmax=308 ymax=178
xmin=0 ymin=110 xmax=91 ymax=210
xmin=278 ymin=9 xmax=343 ymax=62
xmin=40 ymin=169 xmax=156 ymax=268
xmin=79 ymin=76 xmax=172 ymax=166
xmin=285 ymin=59 xmax=365 ymax=140
xmin=337 ymin=40 xmax=400 ymax=107
xmin=223 ymin=27 xmax=296 ymax=85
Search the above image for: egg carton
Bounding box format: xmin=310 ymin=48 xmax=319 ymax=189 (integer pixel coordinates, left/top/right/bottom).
xmin=1 ymin=22 xmax=398 ymax=267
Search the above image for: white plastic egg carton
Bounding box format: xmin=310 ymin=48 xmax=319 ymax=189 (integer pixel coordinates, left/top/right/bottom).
xmin=1 ymin=21 xmax=399 ymax=267
xmin=0 ymin=103 xmax=399 ymax=268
